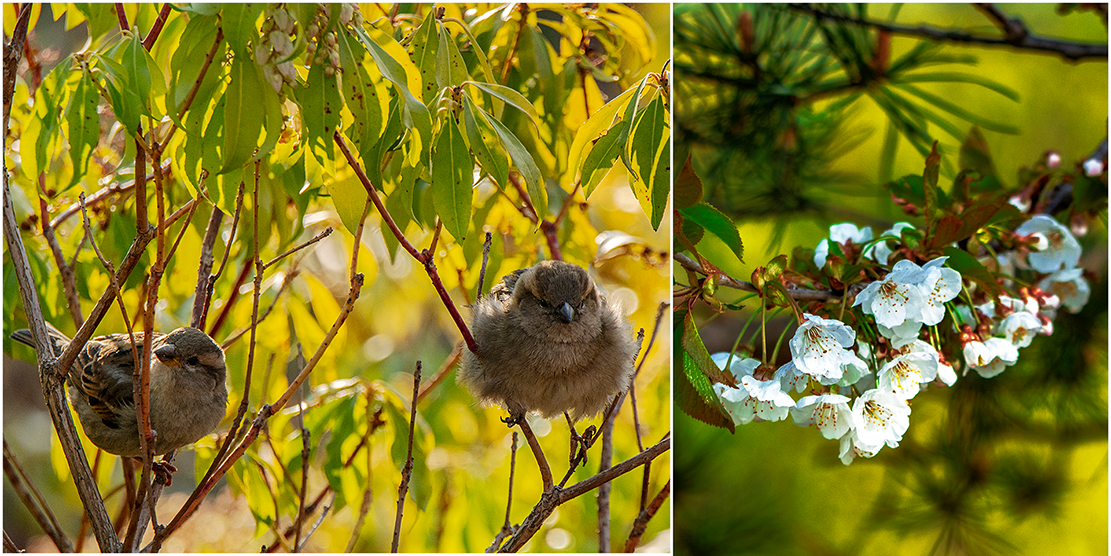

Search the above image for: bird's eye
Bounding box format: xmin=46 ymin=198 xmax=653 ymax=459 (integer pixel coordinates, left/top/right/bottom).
xmin=538 ymin=299 xmax=550 ymax=308
xmin=187 ymin=356 xmax=200 ymax=366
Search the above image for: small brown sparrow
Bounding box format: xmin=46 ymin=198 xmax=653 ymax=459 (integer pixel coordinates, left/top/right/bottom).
xmin=459 ymin=260 xmax=636 ymax=422
xmin=10 ymin=324 xmax=228 ymax=458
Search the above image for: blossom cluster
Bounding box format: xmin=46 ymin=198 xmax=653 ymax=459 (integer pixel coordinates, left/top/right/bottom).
xmin=714 ymin=214 xmax=1090 ymax=464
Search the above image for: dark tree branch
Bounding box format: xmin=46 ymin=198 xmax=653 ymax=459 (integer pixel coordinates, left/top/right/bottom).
xmin=788 ymin=3 xmax=1108 ymax=61
xmin=486 ymin=432 xmax=519 ymax=553
xmin=392 ymin=363 xmax=422 ymax=553
xmin=142 ymin=3 xmax=173 ymax=51
xmin=498 ymin=436 xmax=670 ymax=553
xmin=3 ymin=3 xmax=33 ymax=133
xmin=622 ymin=480 xmax=670 ymax=552
xmin=675 ymin=252 xmax=847 ymax=301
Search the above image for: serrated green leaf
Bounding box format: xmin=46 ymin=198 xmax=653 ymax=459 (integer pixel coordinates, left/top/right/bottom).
xmin=674 ymin=154 xmax=703 ymax=209
xmin=679 ymin=203 xmax=744 ymax=263
xmin=675 ymin=313 xmax=735 ymax=432
xmin=580 ymin=119 xmax=628 ymax=197
xmin=462 ymin=97 xmax=508 ymax=188
xmin=432 ymin=117 xmax=473 ymax=241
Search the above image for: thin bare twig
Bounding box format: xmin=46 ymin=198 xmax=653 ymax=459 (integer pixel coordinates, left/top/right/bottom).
xmin=622 ymin=480 xmax=670 ymax=552
xmin=37 ymin=191 xmax=83 ymax=328
xmin=3 ymin=4 xmax=33 ymax=133
xmin=296 ymin=491 xmax=334 ymax=552
xmin=486 ymin=432 xmax=519 ymax=553
xmin=263 ymin=227 xmax=333 ymax=270
xmin=3 ymin=440 xmax=73 ymax=552
xmin=49 ymin=161 xmax=172 ymax=228
xmin=675 ymin=252 xmax=849 ymax=301
xmin=200 ymin=181 xmax=245 ymax=331
xmin=392 ymin=363 xmax=422 ymax=553
xmin=417 ymin=343 xmax=463 ymax=403
xmin=498 ymin=437 xmax=670 ymax=553
xmin=294 ymin=394 xmax=311 ymax=552
xmin=477 ymin=231 xmax=493 ymax=297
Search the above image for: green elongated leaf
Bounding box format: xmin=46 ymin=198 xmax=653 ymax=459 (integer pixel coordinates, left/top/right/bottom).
xmin=338 ymin=28 xmax=384 ymax=152
xmin=462 ymin=97 xmax=508 ymax=188
xmin=923 ymin=141 xmax=940 ymax=238
xmin=22 ymin=56 xmax=71 ymax=181
xmin=484 ymin=109 xmax=546 ymax=218
xmin=328 ymin=172 xmax=371 ymax=236
xmin=628 ymin=92 xmax=669 ymax=229
xmin=124 ymin=34 xmax=152 ymax=107
xmin=361 ymin=94 xmax=404 ymax=193
xmin=94 ymin=53 xmax=144 ymax=133
xmin=432 ymin=117 xmax=473 ymax=240
xmin=409 ymin=10 xmax=439 ymax=103
xmin=943 ymin=245 xmax=1004 ymax=297
xmin=646 ymin=137 xmax=670 ymax=231
xmin=66 ymin=71 xmax=100 ymax=190
xmin=679 ymin=203 xmax=744 ymax=263
xmin=617 ymin=75 xmax=649 ymax=160
xmin=467 ymin=81 xmax=540 ymax=130
xmin=568 ymin=84 xmax=638 ymax=185
xmin=321 ymin=395 xmax=360 ymax=512
xmin=676 ymin=312 xmax=735 ymax=433
xmin=580 ymin=119 xmax=628 ymax=197
xmin=525 ymin=26 xmax=560 ymax=122
xmin=296 ymin=63 xmax=342 ymax=169
xmin=221 ymin=4 xmax=263 ymax=58
xmin=249 ymin=69 xmax=284 ymax=164
xmin=73 ymin=3 xmax=118 ymax=41
xmin=168 ymin=14 xmax=220 ymax=113
xmin=352 ymin=25 xmax=433 ymax=161
xmin=437 ymin=24 xmax=469 ymax=89
xmin=218 ymin=58 xmax=265 ymax=174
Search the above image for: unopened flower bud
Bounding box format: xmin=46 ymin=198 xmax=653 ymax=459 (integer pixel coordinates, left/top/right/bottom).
xmin=1046 ymin=151 xmax=1061 ymax=169
xmin=1083 ymin=158 xmax=1104 ymax=176
xmin=264 ymin=65 xmax=283 ymax=92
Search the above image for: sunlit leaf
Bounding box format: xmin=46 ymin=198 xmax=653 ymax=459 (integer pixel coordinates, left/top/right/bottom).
xmin=432 ymin=116 xmax=473 ymax=241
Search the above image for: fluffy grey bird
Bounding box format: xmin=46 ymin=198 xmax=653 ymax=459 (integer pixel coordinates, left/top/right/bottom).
xmin=459 ymin=260 xmax=636 ymax=422
xmin=10 ymin=324 xmax=228 ymax=457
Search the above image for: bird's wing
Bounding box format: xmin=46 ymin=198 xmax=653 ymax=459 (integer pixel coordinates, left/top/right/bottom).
xmin=488 ymin=267 xmax=527 ymax=303
xmin=75 ymin=334 xmax=147 ymax=428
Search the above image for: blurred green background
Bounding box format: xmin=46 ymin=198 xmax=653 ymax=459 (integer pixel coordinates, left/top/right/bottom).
xmin=675 ymin=3 xmax=1107 ymax=555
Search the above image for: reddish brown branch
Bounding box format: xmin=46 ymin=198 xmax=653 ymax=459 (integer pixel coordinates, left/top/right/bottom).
xmin=142 ymin=3 xmax=173 ymax=51
xmin=114 ymin=3 xmax=129 ymax=31
xmin=334 ymin=131 xmax=478 ymax=353
xmin=417 ymin=343 xmax=463 ymax=403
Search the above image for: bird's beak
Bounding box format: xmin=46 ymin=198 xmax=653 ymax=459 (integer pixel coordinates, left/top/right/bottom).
xmin=154 ymin=344 xmax=180 ymax=366
xmin=557 ymin=302 xmax=574 ymax=324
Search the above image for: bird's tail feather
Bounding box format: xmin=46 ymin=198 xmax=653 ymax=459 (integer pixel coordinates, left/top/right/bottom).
xmin=10 ymin=323 xmax=71 ymax=354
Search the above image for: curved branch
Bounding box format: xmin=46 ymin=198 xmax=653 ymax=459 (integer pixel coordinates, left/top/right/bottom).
xmin=675 ymin=252 xmax=847 ymax=301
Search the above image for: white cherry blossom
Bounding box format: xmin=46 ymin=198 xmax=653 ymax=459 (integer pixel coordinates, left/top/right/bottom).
xmin=999 ymin=311 xmax=1042 ymax=348
xmin=962 ymin=338 xmax=1019 ymax=378
xmin=877 ymin=352 xmax=938 ymax=399
xmin=789 ymin=314 xmax=866 ymax=382
xmin=1038 ymin=268 xmax=1090 ymax=313
xmin=866 ymin=222 xmax=915 ymax=265
xmin=1015 ymin=215 xmax=1081 ymax=273
xmin=712 ymin=356 xmax=794 ymax=425
xmin=814 ymin=223 xmax=873 ymax=268
xmin=839 ymin=429 xmax=883 ymax=465
xmin=851 ymin=389 xmax=911 ymax=448
xmin=854 ymin=262 xmax=926 ymax=328
xmin=791 ymin=394 xmax=853 ymax=440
